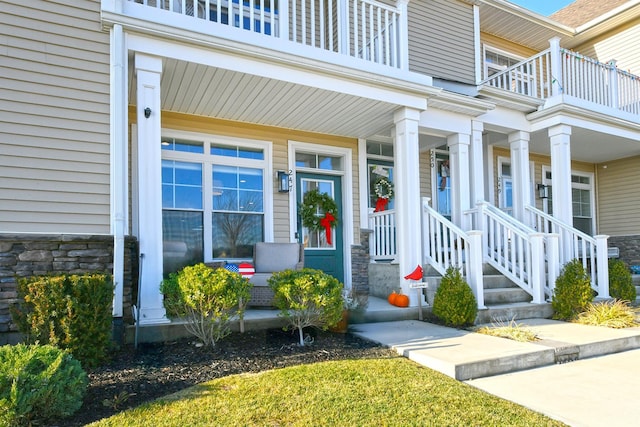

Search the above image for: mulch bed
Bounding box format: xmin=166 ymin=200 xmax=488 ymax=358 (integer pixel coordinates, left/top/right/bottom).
xmin=54 ymin=328 xmax=395 ymax=426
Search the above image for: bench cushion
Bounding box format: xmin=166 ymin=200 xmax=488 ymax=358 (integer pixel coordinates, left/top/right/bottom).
xmin=254 ymin=242 xmax=301 ymax=273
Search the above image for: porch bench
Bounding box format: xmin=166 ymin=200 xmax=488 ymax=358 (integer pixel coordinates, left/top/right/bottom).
xmin=248 ymin=242 xmax=304 ymax=307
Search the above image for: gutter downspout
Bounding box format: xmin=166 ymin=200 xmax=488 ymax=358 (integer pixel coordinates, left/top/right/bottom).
xmin=110 ymin=24 xmax=128 ymax=343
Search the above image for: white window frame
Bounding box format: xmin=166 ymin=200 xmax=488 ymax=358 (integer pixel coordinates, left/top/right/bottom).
xmin=482 ymin=44 xmax=526 ymax=80
xmin=160 ymin=129 xmax=273 ymax=263
xmin=542 ymin=166 xmax=596 ymax=235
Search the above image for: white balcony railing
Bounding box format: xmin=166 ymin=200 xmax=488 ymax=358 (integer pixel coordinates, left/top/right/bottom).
xmin=481 ymin=38 xmax=640 ymax=116
xmin=129 ymin=0 xmax=406 ymax=69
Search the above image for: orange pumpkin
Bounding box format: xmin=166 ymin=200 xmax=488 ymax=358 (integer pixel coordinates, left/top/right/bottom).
xmin=394 ymin=293 xmax=410 ymax=307
xmin=387 ymin=291 xmax=397 ymax=306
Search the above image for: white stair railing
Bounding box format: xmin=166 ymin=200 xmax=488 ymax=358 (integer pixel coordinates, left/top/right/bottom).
xmin=469 ymin=202 xmax=546 ymax=304
xmin=527 ymin=205 xmax=610 ymax=298
xmin=422 ymin=198 xmax=484 ymax=308
xmin=368 ymin=208 xmax=397 ymax=261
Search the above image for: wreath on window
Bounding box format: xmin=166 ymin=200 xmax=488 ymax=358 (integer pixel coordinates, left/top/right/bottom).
xmin=373 ymin=177 xmax=394 ymax=212
xmin=300 ymin=190 xmax=339 ymax=230
xmin=300 ymin=190 xmax=339 ymax=244
xmin=374 ymin=177 xmax=394 ymax=200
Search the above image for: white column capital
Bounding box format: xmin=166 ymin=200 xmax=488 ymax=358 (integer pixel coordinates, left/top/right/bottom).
xmin=548 ymin=124 xmax=572 ymax=139
xmin=394 ymin=107 xmax=421 ymax=123
xmin=135 ymin=53 xmax=163 ymax=74
xmin=472 ymin=120 xmax=484 ymax=132
xmin=508 ymin=130 xmax=530 ymax=143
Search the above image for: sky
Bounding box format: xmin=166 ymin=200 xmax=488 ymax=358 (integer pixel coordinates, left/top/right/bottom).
xmin=509 ymin=1 xmax=576 ymax=16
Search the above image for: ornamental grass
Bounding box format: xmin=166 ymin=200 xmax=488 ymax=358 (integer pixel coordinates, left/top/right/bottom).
xmin=574 ymin=299 xmax=639 ymax=328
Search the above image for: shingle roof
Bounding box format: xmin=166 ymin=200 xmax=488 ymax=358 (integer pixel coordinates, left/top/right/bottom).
xmin=550 ymin=0 xmax=630 ymax=27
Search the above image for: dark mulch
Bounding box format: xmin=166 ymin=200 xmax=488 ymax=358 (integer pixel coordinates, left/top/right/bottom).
xmin=54 ymin=328 xmax=395 ymax=426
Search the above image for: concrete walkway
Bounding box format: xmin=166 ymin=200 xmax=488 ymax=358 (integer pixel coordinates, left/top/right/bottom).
xmin=351 ymin=319 xmax=640 ymax=426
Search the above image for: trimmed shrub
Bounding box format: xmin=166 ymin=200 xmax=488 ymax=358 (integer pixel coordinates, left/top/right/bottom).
xmin=608 ymin=259 xmax=636 ymax=302
xmin=269 ymin=268 xmax=343 ymax=346
xmin=552 ymin=259 xmax=594 ymax=320
xmin=0 ymin=344 xmax=87 ymax=426
xmin=160 ymin=264 xmax=252 ymax=347
xmin=10 ymin=273 xmax=114 ymax=367
xmin=432 ymin=266 xmax=478 ymax=328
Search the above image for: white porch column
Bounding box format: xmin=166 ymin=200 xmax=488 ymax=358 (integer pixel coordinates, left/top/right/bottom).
xmin=470 ymin=120 xmax=485 ymax=207
xmin=135 ymin=53 xmax=168 ymax=325
xmin=549 ymin=124 xmax=573 ymax=262
xmin=393 ymin=107 xmax=422 ymax=305
xmin=448 ymin=132 xmax=471 ymax=230
xmin=509 ymin=131 xmax=531 ymax=224
xmin=110 ymin=24 xmax=128 ymax=323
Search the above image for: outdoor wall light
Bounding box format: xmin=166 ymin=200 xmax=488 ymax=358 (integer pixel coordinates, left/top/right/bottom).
xmin=278 ymin=170 xmax=292 ymax=193
xmin=537 ymin=184 xmax=549 ymax=199
xmin=144 ymin=107 xmax=151 ymax=118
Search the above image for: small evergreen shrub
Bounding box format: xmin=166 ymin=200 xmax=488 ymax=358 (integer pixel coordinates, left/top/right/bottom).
xmin=552 ymin=259 xmax=594 ymax=320
xmin=10 ymin=273 xmax=114 ymax=367
xmin=608 ymin=259 xmax=636 ymax=302
xmin=161 ymin=264 xmax=252 ymax=347
xmin=269 ymin=268 xmax=343 ymax=346
xmin=431 ymin=266 xmax=477 ymax=328
xmin=0 ymin=344 xmax=87 ymax=426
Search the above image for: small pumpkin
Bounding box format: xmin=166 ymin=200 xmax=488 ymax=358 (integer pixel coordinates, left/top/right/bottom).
xmin=394 ymin=293 xmax=410 ymax=308
xmin=387 ymin=291 xmax=397 ymax=306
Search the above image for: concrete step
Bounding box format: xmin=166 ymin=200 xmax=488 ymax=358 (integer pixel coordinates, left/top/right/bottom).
xmin=483 ymin=275 xmax=519 ymax=289
xmin=476 ymin=302 xmax=553 ymax=324
xmin=484 ymin=287 xmax=532 ymax=305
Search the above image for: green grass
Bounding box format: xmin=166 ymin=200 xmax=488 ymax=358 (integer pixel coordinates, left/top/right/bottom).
xmin=574 ymin=299 xmax=639 ymax=328
xmin=89 ymin=358 xmax=565 ymax=427
xmin=475 ymin=319 xmax=539 ymax=342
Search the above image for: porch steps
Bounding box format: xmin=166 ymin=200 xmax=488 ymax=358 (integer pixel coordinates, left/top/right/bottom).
xmin=424 ymin=264 xmax=553 ymax=325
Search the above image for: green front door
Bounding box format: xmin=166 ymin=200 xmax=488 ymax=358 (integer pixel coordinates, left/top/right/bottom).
xmin=296 ymin=173 xmax=344 ymax=283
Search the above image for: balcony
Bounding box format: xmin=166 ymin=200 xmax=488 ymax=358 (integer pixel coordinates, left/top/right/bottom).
xmin=123 ymin=0 xmax=408 ymax=70
xmin=481 ymin=38 xmax=640 ymax=118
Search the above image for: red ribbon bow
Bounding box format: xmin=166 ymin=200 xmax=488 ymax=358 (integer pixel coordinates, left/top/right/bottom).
xmin=319 ymin=212 xmax=336 ymax=245
xmin=374 ymin=197 xmax=389 ymax=212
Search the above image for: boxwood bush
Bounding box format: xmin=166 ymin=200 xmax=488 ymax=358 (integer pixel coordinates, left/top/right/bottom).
xmin=0 ymin=344 xmax=87 ymax=426
xmin=10 ymin=273 xmax=114 ymax=367
xmin=269 ymin=268 xmax=343 ymax=346
xmin=160 ymin=264 xmax=252 ymax=347
xmin=608 ymin=259 xmax=636 ymax=302
xmin=552 ymin=259 xmax=594 ymax=320
xmin=432 ymin=266 xmax=478 ymax=328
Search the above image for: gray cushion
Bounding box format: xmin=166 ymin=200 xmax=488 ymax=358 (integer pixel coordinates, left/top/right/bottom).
xmin=254 ymin=242 xmax=300 ymax=273
xmin=249 ymin=273 xmax=272 ymax=287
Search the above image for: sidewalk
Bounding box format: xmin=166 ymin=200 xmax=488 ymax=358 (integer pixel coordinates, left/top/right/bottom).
xmin=350 ymin=318 xmax=640 ymax=380
xmin=350 ymin=319 xmax=640 ymax=427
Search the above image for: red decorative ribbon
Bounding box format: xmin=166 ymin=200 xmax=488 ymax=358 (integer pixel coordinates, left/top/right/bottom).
xmin=320 ymin=212 xmax=336 ymax=245
xmin=374 ymin=197 xmax=389 ymax=212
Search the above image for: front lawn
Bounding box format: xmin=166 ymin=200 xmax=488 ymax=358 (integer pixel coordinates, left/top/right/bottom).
xmin=89 ymin=358 xmax=565 ymax=426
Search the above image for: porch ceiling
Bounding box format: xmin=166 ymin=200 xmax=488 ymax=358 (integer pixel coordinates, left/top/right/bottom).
xmin=128 ymin=57 xmax=400 ymax=138
xmin=487 ymin=126 xmax=640 ymax=164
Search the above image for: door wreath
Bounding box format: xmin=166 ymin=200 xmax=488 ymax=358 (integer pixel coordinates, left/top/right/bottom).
xmin=300 ymin=189 xmax=338 ymax=244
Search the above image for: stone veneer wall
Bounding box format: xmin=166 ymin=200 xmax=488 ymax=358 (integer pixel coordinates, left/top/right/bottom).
xmin=351 ymin=230 xmax=371 ymax=305
xmin=0 ymin=234 xmax=138 ymax=345
xmin=608 ymin=235 xmax=640 ymax=267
